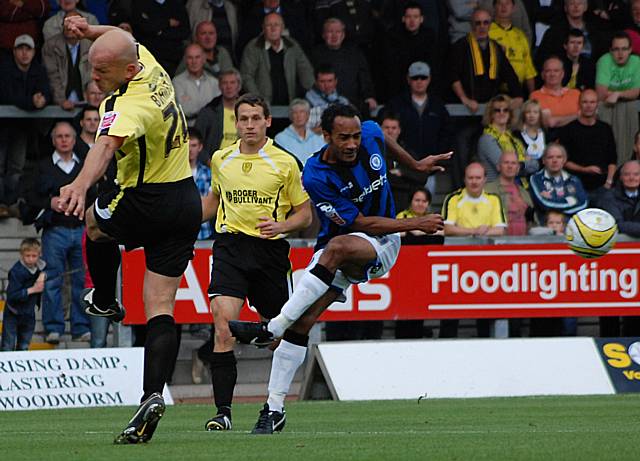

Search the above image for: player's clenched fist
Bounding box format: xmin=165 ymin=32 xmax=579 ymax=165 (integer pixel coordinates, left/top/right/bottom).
xmin=64 ymin=16 xmax=89 ymax=39
xmin=416 ymin=213 xmax=444 ymax=234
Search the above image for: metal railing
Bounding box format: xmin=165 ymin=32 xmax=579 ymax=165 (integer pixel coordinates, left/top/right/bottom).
xmin=0 ymin=103 xmax=486 ymax=119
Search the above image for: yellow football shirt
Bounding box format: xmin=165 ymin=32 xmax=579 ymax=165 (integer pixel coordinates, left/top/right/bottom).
xmin=219 ymin=106 xmax=237 ymax=149
xmin=396 ymin=209 xmax=420 ymax=219
xmin=442 ymin=189 xmax=507 ymax=229
xmin=489 ymin=23 xmax=537 ymax=83
xmin=210 ymin=138 xmax=309 ymax=238
xmin=97 ymin=44 xmax=191 ymax=189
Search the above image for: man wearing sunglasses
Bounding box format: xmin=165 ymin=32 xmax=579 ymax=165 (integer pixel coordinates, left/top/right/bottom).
xmin=388 ymin=61 xmax=454 ymax=202
xmin=448 ymin=7 xmax=522 ymax=189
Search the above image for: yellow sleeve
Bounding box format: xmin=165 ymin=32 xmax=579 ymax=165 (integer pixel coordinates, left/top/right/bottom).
xmin=285 ymin=159 xmax=309 ymax=207
xmin=210 ymin=151 xmax=221 ymax=195
xmin=490 ymin=195 xmax=507 ymax=227
xmin=442 ymin=194 xmax=459 ymax=224
xmin=98 ymin=97 xmax=144 ymax=140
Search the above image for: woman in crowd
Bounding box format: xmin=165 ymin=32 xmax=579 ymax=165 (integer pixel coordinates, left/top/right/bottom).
xmin=396 ymin=188 xmax=432 ymax=236
xmin=477 ymin=94 xmax=538 ymax=182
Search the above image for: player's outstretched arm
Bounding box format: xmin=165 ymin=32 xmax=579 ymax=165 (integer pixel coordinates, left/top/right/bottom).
xmin=350 ymin=213 xmax=443 ymax=236
xmin=384 ymin=135 xmax=453 ymax=174
xmin=59 ymin=135 xmax=123 ymax=219
xmin=64 ymin=16 xmax=121 ymax=41
xmin=201 ymin=191 xmax=220 ymax=222
xmin=256 ymin=200 xmax=312 ymax=239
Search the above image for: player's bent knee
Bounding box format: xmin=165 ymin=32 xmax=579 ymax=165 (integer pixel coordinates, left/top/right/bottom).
xmin=85 ymin=206 xmax=111 ymax=242
xmin=86 ymin=221 xmax=102 ymax=242
xmin=321 ymin=238 xmax=352 ymax=265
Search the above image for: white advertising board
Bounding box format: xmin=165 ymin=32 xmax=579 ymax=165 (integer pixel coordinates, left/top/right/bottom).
xmin=0 ymin=347 xmax=173 ymax=411
xmin=315 ymin=338 xmax=615 ymax=400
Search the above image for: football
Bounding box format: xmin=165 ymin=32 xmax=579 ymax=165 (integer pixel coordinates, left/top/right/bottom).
xmin=565 ymin=208 xmax=618 ymax=258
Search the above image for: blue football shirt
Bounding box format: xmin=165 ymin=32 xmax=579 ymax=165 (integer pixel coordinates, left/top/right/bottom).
xmin=303 ymin=120 xmax=396 ymax=250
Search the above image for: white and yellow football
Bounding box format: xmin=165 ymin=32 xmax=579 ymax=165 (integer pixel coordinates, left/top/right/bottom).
xmin=565 ymin=208 xmax=618 ymax=258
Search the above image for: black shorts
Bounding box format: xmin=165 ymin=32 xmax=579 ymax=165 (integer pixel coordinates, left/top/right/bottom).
xmin=208 ymin=233 xmax=292 ymax=319
xmin=93 ymin=178 xmax=201 ymax=277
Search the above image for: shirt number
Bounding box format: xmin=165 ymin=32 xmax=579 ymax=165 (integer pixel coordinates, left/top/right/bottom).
xmin=162 ymin=102 xmax=187 ymax=158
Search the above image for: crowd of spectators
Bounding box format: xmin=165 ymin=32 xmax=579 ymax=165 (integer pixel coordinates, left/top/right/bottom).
xmin=3 ymin=0 xmax=640 ymax=343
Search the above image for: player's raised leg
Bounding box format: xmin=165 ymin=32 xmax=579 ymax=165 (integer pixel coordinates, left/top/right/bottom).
xmin=82 ymin=205 xmax=125 ymax=321
xmin=229 ymin=234 xmax=377 ymax=344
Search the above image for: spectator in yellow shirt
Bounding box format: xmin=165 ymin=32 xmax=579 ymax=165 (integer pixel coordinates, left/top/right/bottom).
xmin=489 ymin=0 xmax=537 ymax=94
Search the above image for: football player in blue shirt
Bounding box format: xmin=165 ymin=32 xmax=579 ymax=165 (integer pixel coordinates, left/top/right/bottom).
xmin=230 ymin=103 xmax=450 ymax=434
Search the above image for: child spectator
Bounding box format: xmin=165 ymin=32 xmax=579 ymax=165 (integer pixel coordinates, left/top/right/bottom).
xmin=515 ymin=99 xmax=546 ymax=163
xmin=1 ymin=238 xmax=46 ymax=351
xmin=546 ymin=210 xmax=566 ymax=235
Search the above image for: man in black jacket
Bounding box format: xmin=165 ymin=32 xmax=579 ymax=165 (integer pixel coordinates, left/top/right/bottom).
xmin=448 ymin=8 xmax=522 ymax=188
xmin=388 ymin=61 xmax=453 ymax=199
xmin=130 ymin=0 xmax=190 ymax=76
xmin=560 ymin=28 xmax=596 ymax=90
xmin=536 ymin=0 xmax=611 ymax=68
xmin=382 ymin=2 xmax=440 ymax=100
xmin=600 ymin=160 xmax=640 ymax=237
xmin=30 ymin=121 xmax=92 ymax=344
xmin=311 ymin=17 xmax=378 ymax=115
xmin=194 ymin=68 xmax=242 ymax=164
xmin=597 ymin=159 xmax=640 ymax=336
xmin=0 ymin=34 xmax=51 ymax=216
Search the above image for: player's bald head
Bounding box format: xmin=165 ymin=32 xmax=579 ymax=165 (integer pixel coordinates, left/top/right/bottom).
xmin=90 ymin=29 xmax=137 ymax=64
xmin=89 ymin=29 xmax=140 ymax=93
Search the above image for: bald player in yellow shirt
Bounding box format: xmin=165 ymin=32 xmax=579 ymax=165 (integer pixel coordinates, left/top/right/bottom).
xmin=200 ymin=93 xmax=311 ymax=432
xmin=59 ymin=17 xmax=201 ymax=444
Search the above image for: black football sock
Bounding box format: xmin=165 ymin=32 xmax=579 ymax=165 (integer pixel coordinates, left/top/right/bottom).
xmin=141 ymin=315 xmax=177 ymax=402
xmin=85 ymin=237 xmax=121 ymax=307
xmin=210 ymin=351 xmax=237 ymax=417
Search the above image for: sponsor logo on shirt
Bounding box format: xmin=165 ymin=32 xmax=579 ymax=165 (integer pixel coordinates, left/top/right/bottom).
xmin=316 ymin=202 xmax=346 ymax=226
xmin=352 ymin=174 xmax=388 ymax=203
xmin=99 ymin=111 xmax=118 ymax=131
xmin=225 ymin=189 xmax=273 ymax=204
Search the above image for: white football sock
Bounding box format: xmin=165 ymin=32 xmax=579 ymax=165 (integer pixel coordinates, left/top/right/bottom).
xmin=267 ymin=340 xmax=307 ymax=413
xmin=268 ymin=271 xmax=330 ymax=337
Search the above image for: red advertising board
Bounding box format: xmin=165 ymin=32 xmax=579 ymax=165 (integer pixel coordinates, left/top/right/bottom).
xmin=121 ymin=242 xmax=640 ymax=324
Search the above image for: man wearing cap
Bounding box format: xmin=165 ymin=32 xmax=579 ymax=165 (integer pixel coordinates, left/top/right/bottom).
xmin=388 ymin=61 xmax=454 ymax=207
xmin=0 ymin=34 xmax=51 ymax=216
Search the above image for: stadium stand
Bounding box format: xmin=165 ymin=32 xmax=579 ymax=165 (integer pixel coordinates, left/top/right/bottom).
xmin=1 ymin=0 xmax=640 ymax=400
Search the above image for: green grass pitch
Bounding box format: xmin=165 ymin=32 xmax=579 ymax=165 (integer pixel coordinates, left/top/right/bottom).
xmin=1 ymin=395 xmax=638 ymax=460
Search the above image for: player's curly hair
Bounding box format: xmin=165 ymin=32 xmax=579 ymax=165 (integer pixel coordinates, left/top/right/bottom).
xmin=320 ymin=103 xmax=361 ymax=134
